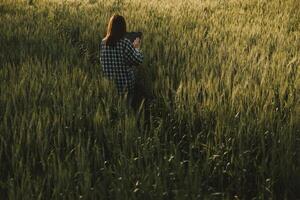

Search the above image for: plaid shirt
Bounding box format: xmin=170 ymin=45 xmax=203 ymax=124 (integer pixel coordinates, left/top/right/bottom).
xmin=100 ymin=38 xmax=143 ymax=95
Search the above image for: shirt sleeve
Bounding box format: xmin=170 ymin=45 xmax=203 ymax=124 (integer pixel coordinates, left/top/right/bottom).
xmin=123 ymin=39 xmax=144 ymax=66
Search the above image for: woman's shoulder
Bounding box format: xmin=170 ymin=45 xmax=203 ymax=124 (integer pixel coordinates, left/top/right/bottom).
xmin=120 ymin=38 xmax=134 ymax=50
xmin=120 ymin=37 xmax=131 ymax=45
xmin=101 ymin=37 xmax=130 ymax=47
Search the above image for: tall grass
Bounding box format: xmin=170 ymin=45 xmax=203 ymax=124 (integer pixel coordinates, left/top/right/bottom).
xmin=0 ymin=0 xmax=299 ymax=199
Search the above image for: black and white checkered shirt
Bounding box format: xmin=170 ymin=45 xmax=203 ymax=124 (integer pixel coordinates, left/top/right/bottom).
xmin=100 ymin=38 xmax=143 ymax=95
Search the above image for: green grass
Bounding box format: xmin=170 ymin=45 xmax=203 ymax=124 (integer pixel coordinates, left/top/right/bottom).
xmin=0 ymin=0 xmax=299 ymax=199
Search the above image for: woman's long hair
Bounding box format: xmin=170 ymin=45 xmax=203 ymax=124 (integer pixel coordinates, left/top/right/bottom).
xmin=104 ymin=14 xmax=127 ymax=46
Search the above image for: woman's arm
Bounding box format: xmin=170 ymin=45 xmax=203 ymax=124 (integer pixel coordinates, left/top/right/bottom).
xmin=123 ymin=39 xmax=143 ymax=66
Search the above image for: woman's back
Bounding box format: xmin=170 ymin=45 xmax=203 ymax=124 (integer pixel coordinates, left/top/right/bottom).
xmin=100 ymin=37 xmax=143 ymax=95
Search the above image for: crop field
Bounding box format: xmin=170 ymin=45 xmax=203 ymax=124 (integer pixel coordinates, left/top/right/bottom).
xmin=0 ymin=0 xmax=299 ymax=199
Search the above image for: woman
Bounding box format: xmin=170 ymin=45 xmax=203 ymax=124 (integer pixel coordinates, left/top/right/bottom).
xmin=100 ymin=14 xmax=143 ymax=105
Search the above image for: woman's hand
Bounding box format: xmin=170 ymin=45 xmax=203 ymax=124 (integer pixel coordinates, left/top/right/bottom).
xmin=133 ymin=37 xmax=141 ymax=49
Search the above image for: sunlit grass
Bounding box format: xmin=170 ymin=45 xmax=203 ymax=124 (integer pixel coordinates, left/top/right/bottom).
xmin=0 ymin=0 xmax=299 ymax=199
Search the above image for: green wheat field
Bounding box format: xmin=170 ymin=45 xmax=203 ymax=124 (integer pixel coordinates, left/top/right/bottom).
xmin=0 ymin=0 xmax=299 ymax=199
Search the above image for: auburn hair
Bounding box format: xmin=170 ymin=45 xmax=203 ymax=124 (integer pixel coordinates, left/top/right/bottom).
xmin=103 ymin=14 xmax=127 ymax=46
